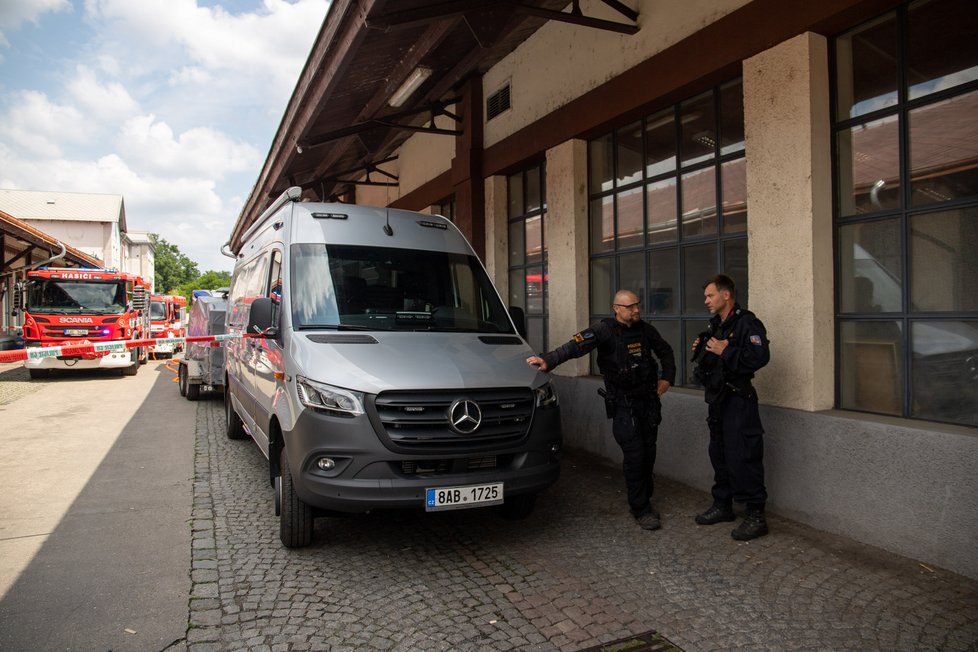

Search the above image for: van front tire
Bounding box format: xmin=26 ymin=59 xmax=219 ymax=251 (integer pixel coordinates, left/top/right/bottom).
xmin=225 ymin=388 xmax=247 ymax=439
xmin=279 ymin=448 xmax=314 ymax=548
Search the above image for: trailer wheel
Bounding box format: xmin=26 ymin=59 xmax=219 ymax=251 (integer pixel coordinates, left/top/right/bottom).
xmin=178 ymin=364 xmax=188 ymax=397
xmin=224 ymin=388 xmax=247 ymax=439
xmin=279 ymin=447 xmax=314 ymax=548
xmin=186 ymin=377 xmax=200 ymax=401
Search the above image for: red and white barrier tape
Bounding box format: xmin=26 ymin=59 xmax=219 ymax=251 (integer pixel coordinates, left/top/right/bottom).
xmin=0 ymin=333 xmax=250 ymax=364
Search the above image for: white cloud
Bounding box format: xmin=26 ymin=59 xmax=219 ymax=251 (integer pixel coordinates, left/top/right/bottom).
xmin=67 ymin=65 xmax=140 ymax=122
xmin=85 ymin=0 xmax=326 ymax=97
xmin=0 ymin=0 xmax=71 ymax=29
xmin=0 ymin=90 xmax=89 ymax=157
xmin=118 ymin=114 xmax=260 ymax=179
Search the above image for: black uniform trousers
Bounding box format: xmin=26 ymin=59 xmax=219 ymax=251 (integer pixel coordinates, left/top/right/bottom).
xmin=707 ymin=392 xmax=767 ymax=509
xmin=611 ymin=396 xmax=661 ymax=516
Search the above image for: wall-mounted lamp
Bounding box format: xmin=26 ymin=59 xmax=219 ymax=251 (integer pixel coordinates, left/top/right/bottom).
xmin=389 ymin=66 xmax=433 ymax=108
xmin=296 ymin=143 xmax=304 ymax=154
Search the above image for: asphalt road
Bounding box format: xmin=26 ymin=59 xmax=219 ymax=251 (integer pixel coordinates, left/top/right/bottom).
xmin=0 ymin=359 xmax=194 ymax=651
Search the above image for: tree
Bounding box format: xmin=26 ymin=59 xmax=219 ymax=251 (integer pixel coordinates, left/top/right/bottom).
xmin=151 ymin=234 xmax=199 ymax=293
xmin=172 ymin=270 xmax=232 ymax=304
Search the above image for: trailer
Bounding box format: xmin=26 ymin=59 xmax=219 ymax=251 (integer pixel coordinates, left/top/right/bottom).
xmin=177 ymin=295 xmax=226 ymax=400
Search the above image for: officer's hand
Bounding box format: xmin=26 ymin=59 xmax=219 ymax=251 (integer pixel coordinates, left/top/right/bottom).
xmin=527 ymin=356 xmax=549 ymax=372
xmin=656 ymin=379 xmax=671 ymax=396
xmin=690 ymin=337 xmax=700 ymax=353
xmin=706 ymin=337 xmax=729 ymax=355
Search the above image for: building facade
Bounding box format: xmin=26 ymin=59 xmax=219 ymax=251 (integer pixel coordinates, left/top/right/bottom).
xmin=235 ymin=0 xmax=977 ymax=578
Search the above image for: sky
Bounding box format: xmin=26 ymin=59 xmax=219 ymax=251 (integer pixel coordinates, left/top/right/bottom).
xmin=0 ymin=0 xmax=330 ymax=272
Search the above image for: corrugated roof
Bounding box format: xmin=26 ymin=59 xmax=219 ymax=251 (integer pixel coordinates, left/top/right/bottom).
xmin=0 ymin=189 xmax=126 ymax=231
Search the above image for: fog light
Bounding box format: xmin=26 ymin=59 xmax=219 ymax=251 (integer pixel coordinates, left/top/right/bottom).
xmin=317 ymin=457 xmax=336 ymax=471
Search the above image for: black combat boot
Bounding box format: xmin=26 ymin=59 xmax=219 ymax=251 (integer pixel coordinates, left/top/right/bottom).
xmin=695 ymin=503 xmax=736 ymax=525
xmin=731 ymin=508 xmax=768 ymax=540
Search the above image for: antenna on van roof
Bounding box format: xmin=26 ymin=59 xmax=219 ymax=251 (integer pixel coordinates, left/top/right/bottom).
xmin=383 ymin=208 xmax=393 ymax=236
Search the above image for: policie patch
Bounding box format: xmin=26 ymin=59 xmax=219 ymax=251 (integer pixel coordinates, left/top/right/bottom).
xmin=750 ymin=335 xmax=763 ymax=346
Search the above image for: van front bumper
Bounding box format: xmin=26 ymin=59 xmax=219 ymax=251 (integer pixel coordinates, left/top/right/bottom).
xmin=283 ymin=406 xmax=562 ymax=513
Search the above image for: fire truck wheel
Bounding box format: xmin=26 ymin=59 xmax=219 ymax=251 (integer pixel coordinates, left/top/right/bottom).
xmin=28 ymin=368 xmax=50 ymax=379
xmin=279 ymin=447 xmax=314 ymax=548
xmin=122 ymin=356 xmax=139 ymax=376
xmin=225 ymin=388 xmax=247 ymax=439
xmin=178 ymin=364 xmax=188 ymax=397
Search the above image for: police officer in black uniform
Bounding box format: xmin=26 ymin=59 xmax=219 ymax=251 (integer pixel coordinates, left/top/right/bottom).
xmin=527 ymin=289 xmax=675 ymax=530
xmin=690 ymin=274 xmax=771 ymax=540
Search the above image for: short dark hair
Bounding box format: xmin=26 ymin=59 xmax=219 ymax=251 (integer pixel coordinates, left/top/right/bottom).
xmin=703 ymin=274 xmax=736 ymax=297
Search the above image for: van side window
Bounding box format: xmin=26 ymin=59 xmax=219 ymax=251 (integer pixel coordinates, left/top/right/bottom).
xmin=267 ymin=250 xmax=283 ymax=327
xmin=228 ymin=255 xmax=268 ymax=330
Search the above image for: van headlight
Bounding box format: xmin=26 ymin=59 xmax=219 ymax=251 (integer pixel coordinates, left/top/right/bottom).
xmin=295 ymin=376 xmax=364 ymax=417
xmin=534 ymin=381 xmax=558 ymax=408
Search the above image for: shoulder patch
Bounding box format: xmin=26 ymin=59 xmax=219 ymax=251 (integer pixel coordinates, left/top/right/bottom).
xmin=750 ymin=334 xmax=763 ymax=346
xmin=574 ymin=329 xmax=596 ymax=344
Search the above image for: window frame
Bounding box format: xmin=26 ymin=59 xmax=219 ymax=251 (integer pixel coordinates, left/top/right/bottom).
xmin=830 ymin=0 xmax=978 ymax=426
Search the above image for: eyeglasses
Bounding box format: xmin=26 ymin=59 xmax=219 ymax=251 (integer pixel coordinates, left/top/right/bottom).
xmin=613 ymin=302 xmax=641 ymax=311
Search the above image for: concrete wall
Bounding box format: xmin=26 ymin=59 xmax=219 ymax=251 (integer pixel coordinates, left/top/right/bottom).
xmin=553 ymin=375 xmax=978 ymax=580
xmin=482 ymin=0 xmax=750 ymax=147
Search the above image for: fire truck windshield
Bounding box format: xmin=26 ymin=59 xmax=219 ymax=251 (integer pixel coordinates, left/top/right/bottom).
xmin=27 ymin=279 xmax=128 ymax=314
xmin=150 ymin=301 xmax=167 ymax=320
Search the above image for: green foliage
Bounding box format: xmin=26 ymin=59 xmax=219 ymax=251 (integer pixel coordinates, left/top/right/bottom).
xmin=151 ymin=234 xmax=199 ymax=293
xmin=172 ymin=270 xmax=232 ymax=305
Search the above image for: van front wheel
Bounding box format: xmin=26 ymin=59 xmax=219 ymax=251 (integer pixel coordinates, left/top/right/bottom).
xmin=278 ymin=448 xmax=314 ymax=548
xmin=224 ymin=388 xmax=246 ymax=439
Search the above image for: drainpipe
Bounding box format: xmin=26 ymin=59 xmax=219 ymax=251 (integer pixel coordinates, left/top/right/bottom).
xmin=28 ymin=242 xmax=67 ymax=271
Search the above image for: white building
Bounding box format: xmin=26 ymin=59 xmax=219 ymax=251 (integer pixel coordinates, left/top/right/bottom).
xmin=0 ymin=189 xmax=154 ymax=288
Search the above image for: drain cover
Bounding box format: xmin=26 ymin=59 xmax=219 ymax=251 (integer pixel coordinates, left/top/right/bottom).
xmin=577 ymin=630 xmax=682 ymax=652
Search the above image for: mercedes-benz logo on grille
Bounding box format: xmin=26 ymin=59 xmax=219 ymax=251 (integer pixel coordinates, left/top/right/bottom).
xmin=448 ymin=399 xmax=482 ymax=434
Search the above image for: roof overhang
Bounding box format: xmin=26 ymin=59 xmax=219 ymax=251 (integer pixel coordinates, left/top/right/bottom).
xmin=230 ymin=0 xmax=640 ymax=253
xmin=1 ymin=210 xmax=104 ymax=276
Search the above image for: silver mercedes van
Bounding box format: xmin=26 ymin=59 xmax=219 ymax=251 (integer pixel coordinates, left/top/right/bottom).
xmin=224 ymin=188 xmax=562 ymax=547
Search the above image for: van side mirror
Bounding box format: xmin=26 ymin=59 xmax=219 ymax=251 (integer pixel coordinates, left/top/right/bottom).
xmin=509 ymin=306 xmax=527 ymax=339
xmin=247 ymin=297 xmax=279 ymax=337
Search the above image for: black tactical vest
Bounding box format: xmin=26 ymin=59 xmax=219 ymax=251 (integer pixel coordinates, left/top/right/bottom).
xmin=596 ymin=318 xmax=659 ymax=394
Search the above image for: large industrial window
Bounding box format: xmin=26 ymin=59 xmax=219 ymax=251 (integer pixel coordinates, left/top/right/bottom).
xmin=507 ymin=164 xmax=548 ymax=353
xmin=587 ymin=80 xmax=747 ymax=382
xmin=832 ymin=0 xmax=978 ymax=427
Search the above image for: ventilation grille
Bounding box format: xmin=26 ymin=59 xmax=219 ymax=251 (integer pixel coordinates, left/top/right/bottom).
xmin=487 ymin=84 xmax=511 ymax=121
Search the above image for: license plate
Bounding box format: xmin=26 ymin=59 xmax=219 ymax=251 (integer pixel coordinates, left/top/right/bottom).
xmin=425 ymin=482 xmax=503 ymax=511
xmin=65 ymin=329 xmax=88 ymax=336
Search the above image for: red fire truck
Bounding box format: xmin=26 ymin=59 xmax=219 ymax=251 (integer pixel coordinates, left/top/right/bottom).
xmin=15 ymin=268 xmax=151 ymax=378
xmin=149 ymin=294 xmax=187 ymax=357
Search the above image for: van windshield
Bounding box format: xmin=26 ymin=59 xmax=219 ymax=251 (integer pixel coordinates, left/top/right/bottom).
xmin=290 ymin=243 xmax=515 ymax=333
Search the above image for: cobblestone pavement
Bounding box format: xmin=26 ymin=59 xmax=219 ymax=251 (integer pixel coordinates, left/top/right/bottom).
xmin=0 ymin=362 xmax=32 ymax=405
xmin=187 ymin=397 xmax=978 ymax=652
